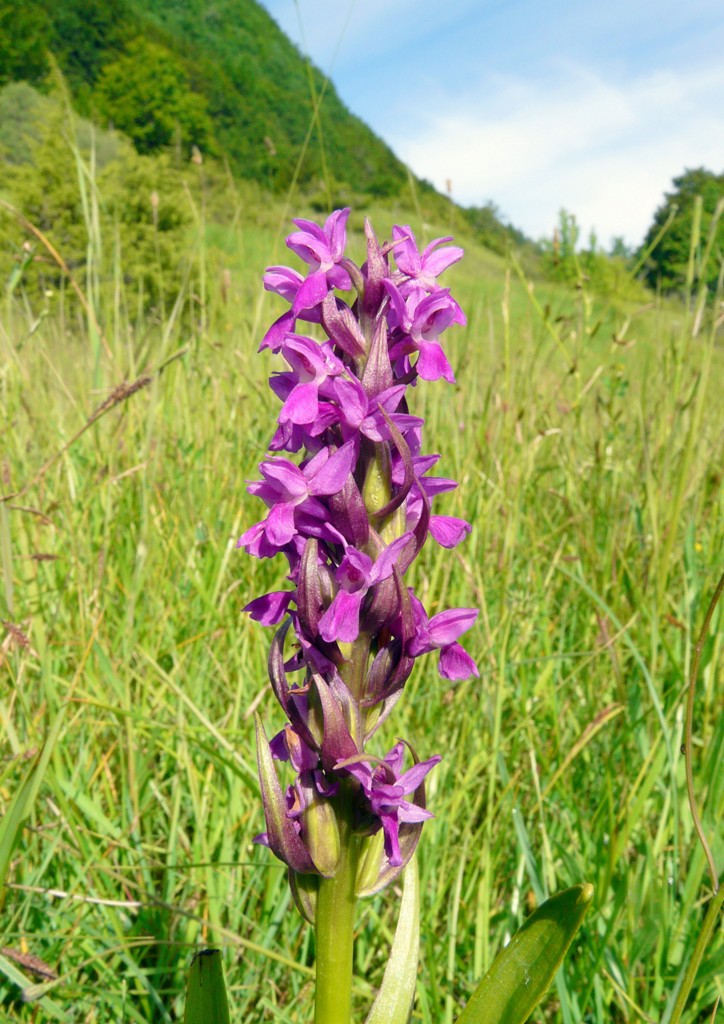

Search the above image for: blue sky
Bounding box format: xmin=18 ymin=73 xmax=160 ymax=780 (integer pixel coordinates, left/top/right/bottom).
xmin=257 ymin=0 xmax=724 ymax=247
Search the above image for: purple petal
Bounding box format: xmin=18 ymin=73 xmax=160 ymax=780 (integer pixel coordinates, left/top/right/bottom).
xmin=307 ymin=441 xmax=356 ymax=496
xmin=291 ymin=271 xmax=329 ymax=316
xmin=337 ymin=547 xmax=373 ymax=590
xmin=369 ymin=532 xmax=414 ymax=584
xmin=237 ymin=520 xmax=264 ymax=551
xmin=391 ymin=225 xmax=420 ymax=277
xmin=283 ymin=333 xmax=343 ymax=377
xmin=429 ymin=515 xmax=472 ymax=549
xmin=416 ymin=340 xmax=456 ymax=383
xmin=327 ymin=264 xmax=353 ymax=290
xmin=280 ymin=380 xmax=320 ymax=425
xmin=265 ymin=502 xmax=297 ymax=546
xmin=381 ymin=277 xmax=409 ymax=327
xmin=420 ymin=476 xmax=458 ymax=497
xmin=381 ymin=814 xmax=403 ymax=866
xmin=260 ymin=458 xmax=307 ymax=500
xmin=396 ymin=754 xmax=442 ymax=795
xmin=319 ymin=589 xmax=366 ymax=644
xmin=438 ymin=642 xmax=479 ymax=680
xmin=324 ymin=207 xmax=350 ymax=261
xmin=396 ymin=803 xmax=434 ymax=824
xmin=264 ymin=265 xmax=304 ymax=301
xmin=269 ymin=371 xmax=294 ymax=403
xmin=291 ymin=216 xmax=327 ymax=237
xmin=287 ymin=229 xmax=329 ymax=267
xmin=260 ymin=310 xmax=295 ymax=352
xmin=339 ymin=756 xmax=373 ymax=789
xmin=421 ymin=240 xmax=463 ymax=278
xmin=244 ymin=591 xmax=292 ymax=625
xmin=413 ymin=291 xmax=457 ymax=342
xmin=428 ymin=607 xmax=478 ymax=646
xmin=382 ymin=741 xmax=406 ymax=777
xmin=330 ymin=377 xmax=368 ymax=428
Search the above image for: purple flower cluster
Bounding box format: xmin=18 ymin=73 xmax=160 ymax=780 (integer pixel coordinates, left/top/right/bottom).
xmin=240 ymin=209 xmax=478 ymax=904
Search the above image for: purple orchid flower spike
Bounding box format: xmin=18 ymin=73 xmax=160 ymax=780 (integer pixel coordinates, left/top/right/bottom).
xmin=242 ymin=210 xmax=477 ymax=951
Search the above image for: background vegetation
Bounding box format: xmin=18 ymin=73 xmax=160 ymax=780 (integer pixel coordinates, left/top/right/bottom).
xmin=0 ymin=4 xmax=723 ymax=1022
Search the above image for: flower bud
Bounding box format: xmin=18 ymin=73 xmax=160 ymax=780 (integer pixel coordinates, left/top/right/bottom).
xmin=298 ymin=778 xmax=341 ymax=878
xmin=355 ymin=830 xmax=385 ymax=896
xmin=289 ymin=869 xmax=318 ymax=924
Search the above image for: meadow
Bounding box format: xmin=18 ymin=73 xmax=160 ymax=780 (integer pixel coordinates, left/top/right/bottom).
xmin=0 ymin=165 xmax=722 ymax=1023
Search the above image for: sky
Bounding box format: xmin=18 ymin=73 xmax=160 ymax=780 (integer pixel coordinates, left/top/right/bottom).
xmin=256 ymin=0 xmax=724 ymax=248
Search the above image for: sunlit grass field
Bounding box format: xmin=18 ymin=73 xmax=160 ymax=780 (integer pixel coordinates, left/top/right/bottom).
xmin=1 ymin=176 xmax=722 ymax=1023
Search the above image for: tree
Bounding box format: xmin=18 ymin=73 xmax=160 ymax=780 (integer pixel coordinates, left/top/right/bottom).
xmin=0 ymin=1 xmax=49 ymax=87
xmin=95 ymin=38 xmax=212 ymax=155
xmin=639 ymin=167 xmax=724 ymax=293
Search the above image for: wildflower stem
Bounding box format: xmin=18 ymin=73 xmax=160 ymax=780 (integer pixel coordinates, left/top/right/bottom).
xmin=314 ymin=808 xmax=361 ymax=1024
xmin=339 ymin=633 xmax=372 ymax=705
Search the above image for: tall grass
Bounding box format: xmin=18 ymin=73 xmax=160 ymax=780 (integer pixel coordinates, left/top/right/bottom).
xmin=0 ymin=142 xmax=722 ymax=1024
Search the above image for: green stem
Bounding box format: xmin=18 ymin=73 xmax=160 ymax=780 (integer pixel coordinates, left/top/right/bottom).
xmin=315 ymin=818 xmax=361 ymax=1024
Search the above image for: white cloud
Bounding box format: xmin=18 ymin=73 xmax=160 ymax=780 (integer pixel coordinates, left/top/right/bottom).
xmin=392 ymin=64 xmax=724 ymax=245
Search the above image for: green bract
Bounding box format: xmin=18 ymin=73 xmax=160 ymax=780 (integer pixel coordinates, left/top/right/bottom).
xmin=365 ymin=856 xmax=420 ymax=1024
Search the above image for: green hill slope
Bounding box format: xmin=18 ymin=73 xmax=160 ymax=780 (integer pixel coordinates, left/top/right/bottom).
xmin=0 ymin=0 xmax=408 ymax=196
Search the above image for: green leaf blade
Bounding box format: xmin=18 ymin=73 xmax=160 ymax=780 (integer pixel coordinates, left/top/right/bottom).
xmin=184 ymin=949 xmax=231 ymax=1024
xmin=455 ymin=883 xmax=594 ymax=1024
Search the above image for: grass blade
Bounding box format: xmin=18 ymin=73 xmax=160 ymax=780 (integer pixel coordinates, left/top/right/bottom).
xmin=0 ymin=710 xmax=66 ymax=889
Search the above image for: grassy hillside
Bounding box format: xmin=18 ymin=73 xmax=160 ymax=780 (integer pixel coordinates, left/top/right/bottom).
xmin=0 ymin=160 xmax=722 ymax=1021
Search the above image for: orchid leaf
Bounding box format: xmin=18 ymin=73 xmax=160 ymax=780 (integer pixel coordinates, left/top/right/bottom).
xmin=184 ymin=949 xmax=231 ymax=1024
xmin=455 ymin=883 xmax=594 ymax=1024
xmin=365 ymin=854 xmax=420 ymax=1024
